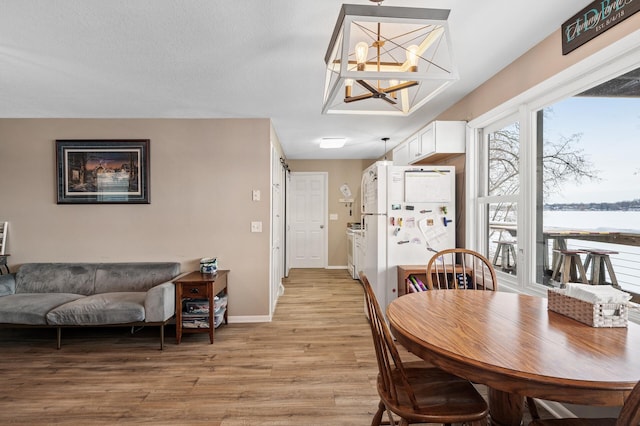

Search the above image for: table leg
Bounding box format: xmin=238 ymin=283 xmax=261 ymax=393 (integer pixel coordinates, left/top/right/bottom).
xmin=488 ymin=388 xmax=523 ymax=426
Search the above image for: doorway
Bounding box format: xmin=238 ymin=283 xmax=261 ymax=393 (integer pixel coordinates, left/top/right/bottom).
xmin=288 ymin=172 xmax=328 ymax=268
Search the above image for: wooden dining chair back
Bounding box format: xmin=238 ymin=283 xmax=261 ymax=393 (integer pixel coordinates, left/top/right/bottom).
xmin=361 ymin=273 xmax=489 ymax=426
xmin=426 ymin=248 xmax=497 ymax=291
xmin=529 ymin=380 xmax=640 ymax=426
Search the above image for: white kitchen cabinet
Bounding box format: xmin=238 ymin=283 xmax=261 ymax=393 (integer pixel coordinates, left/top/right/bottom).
xmin=407 ymin=136 xmax=421 ymax=162
xmin=392 ymin=141 xmax=409 ymax=166
xmin=391 ymin=120 xmax=466 ymax=166
xmin=412 ymin=120 xmax=465 ymax=164
xmin=418 ymin=125 xmax=435 ymax=156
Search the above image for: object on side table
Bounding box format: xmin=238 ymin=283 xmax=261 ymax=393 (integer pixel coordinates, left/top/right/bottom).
xmin=199 ymin=257 xmax=218 ymax=274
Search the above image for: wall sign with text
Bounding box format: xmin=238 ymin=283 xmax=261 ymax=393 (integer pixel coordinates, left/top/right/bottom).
xmin=562 ymin=0 xmax=639 ymax=55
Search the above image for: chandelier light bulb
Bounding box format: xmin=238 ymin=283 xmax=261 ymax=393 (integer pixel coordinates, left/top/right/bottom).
xmin=345 ymin=78 xmax=354 ymax=98
xmin=388 ymin=79 xmax=399 ymax=98
xmin=355 ymin=42 xmax=369 ymax=71
xmin=406 ymin=45 xmax=419 ymax=72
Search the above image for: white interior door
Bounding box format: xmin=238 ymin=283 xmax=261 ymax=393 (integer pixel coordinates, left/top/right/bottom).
xmin=270 ymin=146 xmax=286 ymax=314
xmin=289 ymin=172 xmax=327 ymax=268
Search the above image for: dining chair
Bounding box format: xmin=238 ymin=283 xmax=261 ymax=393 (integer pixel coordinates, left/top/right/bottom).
xmin=426 ymin=248 xmax=497 ymax=291
xmin=426 ymin=248 xmax=541 ymax=420
xmin=361 ymin=273 xmax=489 ymax=426
xmin=528 ymin=380 xmax=640 ymax=425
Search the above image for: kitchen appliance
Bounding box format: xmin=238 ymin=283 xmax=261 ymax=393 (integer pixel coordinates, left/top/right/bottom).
xmin=347 ymin=225 xmax=364 ymax=280
xmin=361 ymin=161 xmax=456 ymax=311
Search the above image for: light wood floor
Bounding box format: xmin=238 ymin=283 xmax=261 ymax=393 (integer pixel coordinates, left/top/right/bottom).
xmin=0 ymin=268 xmax=544 ymax=425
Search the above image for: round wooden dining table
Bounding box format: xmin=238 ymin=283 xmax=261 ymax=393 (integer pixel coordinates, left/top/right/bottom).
xmin=387 ymin=291 xmax=640 ymax=426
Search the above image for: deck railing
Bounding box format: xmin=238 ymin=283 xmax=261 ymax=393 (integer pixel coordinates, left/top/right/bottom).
xmin=566 ymin=241 xmax=640 ymax=296
xmin=488 ymin=226 xmax=640 ymax=297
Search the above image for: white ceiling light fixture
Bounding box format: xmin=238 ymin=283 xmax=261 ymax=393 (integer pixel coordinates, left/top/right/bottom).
xmin=320 ymin=137 xmax=347 ymax=149
xmin=322 ymin=1 xmax=458 ymax=116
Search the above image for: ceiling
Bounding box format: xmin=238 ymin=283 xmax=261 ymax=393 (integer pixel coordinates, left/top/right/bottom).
xmin=0 ymin=0 xmax=592 ymax=160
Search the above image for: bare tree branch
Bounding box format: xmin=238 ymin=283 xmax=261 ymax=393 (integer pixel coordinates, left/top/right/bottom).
xmin=488 ymin=119 xmax=599 ymax=200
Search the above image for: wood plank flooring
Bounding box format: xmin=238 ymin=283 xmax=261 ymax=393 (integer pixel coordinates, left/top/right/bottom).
xmin=0 ymin=269 xmax=379 ymax=425
xmin=0 ymin=268 xmax=546 ymax=425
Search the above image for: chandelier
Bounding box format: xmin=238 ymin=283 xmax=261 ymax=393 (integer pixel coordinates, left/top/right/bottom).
xmin=322 ymin=2 xmax=457 ymax=116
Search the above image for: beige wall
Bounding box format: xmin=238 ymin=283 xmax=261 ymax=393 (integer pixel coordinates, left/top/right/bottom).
xmin=438 ymin=12 xmax=640 ymax=122
xmin=0 ymin=118 xmax=273 ymax=318
xmin=288 ymin=159 xmax=373 ymax=267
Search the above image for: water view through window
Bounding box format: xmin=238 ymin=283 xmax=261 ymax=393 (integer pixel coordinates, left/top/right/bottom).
xmin=486 ymin=121 xmax=519 ymax=277
xmin=538 ymin=70 xmax=640 ymax=296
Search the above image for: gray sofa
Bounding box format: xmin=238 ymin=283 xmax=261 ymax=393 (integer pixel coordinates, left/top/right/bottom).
xmin=0 ymin=262 xmax=181 ymax=349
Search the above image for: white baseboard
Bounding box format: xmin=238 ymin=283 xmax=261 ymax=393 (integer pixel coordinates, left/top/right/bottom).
xmin=326 ymin=265 xmax=348 ymax=270
xmin=227 ymin=315 xmax=271 ymax=324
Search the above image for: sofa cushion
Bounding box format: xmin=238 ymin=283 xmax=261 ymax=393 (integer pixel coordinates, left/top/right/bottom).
xmin=94 ymin=262 xmax=180 ymax=293
xmin=0 ymin=293 xmax=85 ymax=325
xmin=46 ymin=292 xmax=146 ymax=325
xmin=16 ymin=264 xmax=97 ymax=295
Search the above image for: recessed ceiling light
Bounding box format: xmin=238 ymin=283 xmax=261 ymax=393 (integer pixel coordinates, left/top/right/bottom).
xmin=320 ymin=138 xmax=346 ymax=149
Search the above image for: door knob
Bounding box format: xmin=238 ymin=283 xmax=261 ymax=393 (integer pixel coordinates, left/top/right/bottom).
xmin=320 ymin=225 xmax=325 ymax=229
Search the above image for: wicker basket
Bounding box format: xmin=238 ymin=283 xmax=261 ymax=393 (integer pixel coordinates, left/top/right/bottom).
xmin=548 ymin=289 xmax=628 ymax=328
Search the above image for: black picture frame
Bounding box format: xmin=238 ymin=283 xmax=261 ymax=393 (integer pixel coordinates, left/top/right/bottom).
xmin=56 ymin=139 xmax=150 ymax=204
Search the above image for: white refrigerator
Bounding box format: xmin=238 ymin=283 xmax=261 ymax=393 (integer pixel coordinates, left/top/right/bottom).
xmin=361 ymin=161 xmax=456 ymax=311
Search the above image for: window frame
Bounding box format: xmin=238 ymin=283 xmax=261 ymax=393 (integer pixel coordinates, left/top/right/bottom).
xmin=476 ymin=113 xmax=521 ymax=284
xmin=466 ymin=31 xmax=640 ymax=298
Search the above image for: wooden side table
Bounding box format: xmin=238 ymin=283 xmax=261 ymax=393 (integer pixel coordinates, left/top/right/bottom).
xmin=174 ymin=270 xmax=229 ymax=344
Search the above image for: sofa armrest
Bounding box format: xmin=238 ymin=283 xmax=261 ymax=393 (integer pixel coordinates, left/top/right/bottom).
xmin=144 ymin=281 xmax=176 ymax=322
xmin=0 ymin=273 xmax=16 ymax=296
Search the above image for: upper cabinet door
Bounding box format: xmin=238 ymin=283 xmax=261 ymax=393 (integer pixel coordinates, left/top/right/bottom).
xmin=407 ymin=136 xmax=421 ymax=160
xmin=393 ymin=142 xmax=409 ymax=166
xmin=392 ymin=121 xmax=467 ymax=166
xmin=419 ymin=125 xmax=435 ymax=157
xmin=411 ymin=121 xmax=466 ymax=164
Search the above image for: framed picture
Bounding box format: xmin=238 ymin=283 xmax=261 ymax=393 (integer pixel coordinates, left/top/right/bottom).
xmin=56 ymin=139 xmax=150 ymax=204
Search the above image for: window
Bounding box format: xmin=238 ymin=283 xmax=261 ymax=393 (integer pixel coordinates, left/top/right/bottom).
xmin=536 ymin=69 xmax=640 ymax=297
xmin=477 ymin=116 xmax=520 ymax=279
xmin=468 ymin=36 xmax=640 ymax=298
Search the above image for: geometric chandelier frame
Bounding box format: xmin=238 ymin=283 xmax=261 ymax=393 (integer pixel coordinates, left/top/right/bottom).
xmin=322 ymin=4 xmax=458 ymax=116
